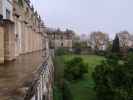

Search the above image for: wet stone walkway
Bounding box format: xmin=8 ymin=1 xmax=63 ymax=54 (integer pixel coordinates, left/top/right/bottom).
xmin=0 ymin=51 xmax=44 ymax=100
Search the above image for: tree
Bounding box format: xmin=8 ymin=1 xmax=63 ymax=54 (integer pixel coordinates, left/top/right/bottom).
xmin=93 ymin=53 xmax=133 ymax=100
xmin=18 ymin=0 xmax=24 ymax=7
xmin=65 ymin=29 xmax=75 ymax=35
xmin=112 ymin=34 xmax=120 ymax=53
xmin=72 ymin=35 xmax=81 ymax=53
xmin=73 ymin=42 xmax=82 ymax=54
xmin=64 ymin=57 xmax=88 ymax=81
xmin=90 ymin=31 xmax=109 ymax=53
xmin=62 ymin=80 xmax=73 ymax=100
xmin=55 ymin=47 xmax=69 ymax=56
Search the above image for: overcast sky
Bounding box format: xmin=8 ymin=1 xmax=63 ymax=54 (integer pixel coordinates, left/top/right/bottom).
xmin=31 ymin=0 xmax=133 ymax=38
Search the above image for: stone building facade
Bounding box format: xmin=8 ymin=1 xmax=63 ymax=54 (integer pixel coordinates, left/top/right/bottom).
xmin=47 ymin=28 xmax=74 ymax=49
xmin=114 ymin=31 xmax=133 ymax=54
xmin=0 ymin=0 xmax=13 ymax=20
xmin=0 ymin=0 xmax=54 ymax=100
xmin=116 ymin=31 xmax=133 ymax=49
xmin=0 ymin=0 xmax=45 ymax=63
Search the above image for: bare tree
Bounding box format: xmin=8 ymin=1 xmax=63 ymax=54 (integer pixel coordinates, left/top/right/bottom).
xmin=90 ymin=31 xmax=109 ymax=52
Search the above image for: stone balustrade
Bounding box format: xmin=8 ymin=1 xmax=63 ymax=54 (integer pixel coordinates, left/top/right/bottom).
xmin=24 ymin=56 xmax=54 ymax=100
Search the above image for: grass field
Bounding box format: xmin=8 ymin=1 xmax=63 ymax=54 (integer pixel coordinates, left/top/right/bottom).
xmin=54 ymin=54 xmax=105 ymax=100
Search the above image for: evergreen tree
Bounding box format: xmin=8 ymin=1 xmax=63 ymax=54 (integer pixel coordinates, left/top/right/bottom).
xmin=112 ymin=34 xmax=120 ymax=53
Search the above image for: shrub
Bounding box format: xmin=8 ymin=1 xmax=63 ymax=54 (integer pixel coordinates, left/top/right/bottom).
xmin=53 ymin=85 xmax=63 ymax=100
xmin=64 ymin=57 xmax=88 ymax=81
xmin=73 ymin=47 xmax=82 ymax=54
xmin=55 ymin=48 xmax=70 ymax=56
xmin=62 ymin=80 xmax=73 ymax=100
xmin=128 ymin=48 xmax=133 ymax=53
xmin=73 ymin=42 xmax=82 ymax=54
xmin=93 ymin=53 xmax=133 ymax=100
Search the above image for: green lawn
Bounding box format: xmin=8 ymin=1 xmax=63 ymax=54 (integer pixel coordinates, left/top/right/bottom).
xmin=54 ymin=54 xmax=105 ymax=100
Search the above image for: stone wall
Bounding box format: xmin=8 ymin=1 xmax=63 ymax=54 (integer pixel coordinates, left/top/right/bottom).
xmin=21 ymin=24 xmax=43 ymax=54
xmin=62 ymin=39 xmax=73 ymax=48
xmin=0 ymin=0 xmax=46 ymax=62
xmin=3 ymin=22 xmax=16 ymax=61
xmin=0 ymin=26 xmax=4 ymax=63
xmin=47 ymin=30 xmax=74 ymax=49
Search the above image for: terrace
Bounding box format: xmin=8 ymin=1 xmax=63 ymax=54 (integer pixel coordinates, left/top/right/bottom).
xmin=0 ymin=51 xmax=44 ymax=100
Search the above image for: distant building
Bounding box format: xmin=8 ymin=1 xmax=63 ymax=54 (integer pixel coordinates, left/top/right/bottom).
xmin=47 ymin=28 xmax=74 ymax=49
xmin=117 ymin=31 xmax=133 ymax=48
xmin=115 ymin=31 xmax=133 ymax=53
xmin=90 ymin=31 xmax=109 ymax=51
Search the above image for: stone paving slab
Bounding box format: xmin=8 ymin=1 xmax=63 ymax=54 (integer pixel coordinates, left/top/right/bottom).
xmin=0 ymin=51 xmax=44 ymax=100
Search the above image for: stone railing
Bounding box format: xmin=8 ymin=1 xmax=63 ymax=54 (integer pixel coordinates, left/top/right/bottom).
xmin=24 ymin=55 xmax=54 ymax=100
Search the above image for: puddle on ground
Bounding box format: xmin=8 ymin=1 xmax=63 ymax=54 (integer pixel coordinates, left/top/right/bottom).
xmin=0 ymin=51 xmax=44 ymax=99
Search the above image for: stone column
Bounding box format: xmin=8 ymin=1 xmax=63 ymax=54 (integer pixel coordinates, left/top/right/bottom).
xmin=0 ymin=26 xmax=4 ymax=63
